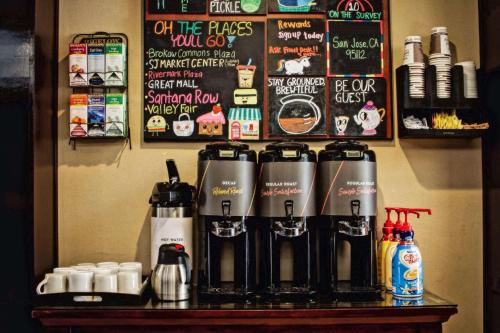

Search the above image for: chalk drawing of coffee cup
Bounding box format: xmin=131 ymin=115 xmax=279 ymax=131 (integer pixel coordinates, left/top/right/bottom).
xmin=353 ymin=101 xmax=385 ymax=136
xmin=241 ymin=0 xmax=261 ymax=13
xmin=173 ymin=113 xmax=194 ymax=137
xmin=335 ymin=116 xmax=350 ymax=136
xmin=277 ymin=94 xmax=321 ymax=135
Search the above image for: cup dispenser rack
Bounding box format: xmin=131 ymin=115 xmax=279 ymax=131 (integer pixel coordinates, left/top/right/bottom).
xmin=68 ymin=32 xmax=131 ymax=150
xmin=396 ymin=65 xmax=487 ymax=139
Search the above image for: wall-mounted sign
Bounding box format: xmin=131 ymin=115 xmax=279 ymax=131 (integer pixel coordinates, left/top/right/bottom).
xmin=144 ymin=20 xmax=264 ymax=141
xmin=329 ymin=77 xmax=387 ymax=137
xmin=327 ymin=0 xmax=383 ymax=20
xmin=267 ymin=19 xmax=326 ymax=76
xmin=268 ymin=0 xmax=326 ymax=13
xmin=147 ymin=0 xmax=206 ymax=13
xmin=268 ymin=76 xmax=326 ymax=137
xmin=209 ymin=0 xmax=266 ymax=15
xmin=327 ymin=20 xmax=383 ymax=76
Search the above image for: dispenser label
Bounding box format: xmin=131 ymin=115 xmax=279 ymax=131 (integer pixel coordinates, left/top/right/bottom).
xmin=258 ymin=162 xmax=317 ymax=217
xmin=319 ymin=161 xmax=376 ymax=216
xmin=197 ymin=160 xmax=257 ymax=217
xmin=151 ymin=217 xmax=193 ymax=270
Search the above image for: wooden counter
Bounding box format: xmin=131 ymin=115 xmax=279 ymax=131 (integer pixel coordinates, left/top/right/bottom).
xmin=32 ymin=291 xmax=457 ymax=333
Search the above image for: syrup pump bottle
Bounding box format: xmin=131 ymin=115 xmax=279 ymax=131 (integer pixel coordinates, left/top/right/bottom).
xmin=384 ymin=208 xmax=415 ymax=293
xmin=392 ymin=208 xmax=431 ymax=299
xmin=377 ymin=208 xmax=395 ymax=288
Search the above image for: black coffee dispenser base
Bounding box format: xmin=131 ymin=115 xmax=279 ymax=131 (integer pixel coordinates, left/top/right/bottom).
xmin=198 ymin=283 xmax=256 ymax=301
xmin=331 ymin=281 xmax=382 ymax=302
xmin=261 ymin=282 xmax=317 ymax=302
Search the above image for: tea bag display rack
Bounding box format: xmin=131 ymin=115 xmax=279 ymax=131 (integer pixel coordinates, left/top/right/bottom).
xmin=396 ymin=64 xmax=486 ymax=138
xmin=69 ymin=32 xmax=131 ymax=150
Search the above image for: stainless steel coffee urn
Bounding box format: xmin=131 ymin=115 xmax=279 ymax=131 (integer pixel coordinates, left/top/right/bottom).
xmin=152 ymin=243 xmax=191 ymax=301
xmin=150 ymin=160 xmax=196 ymax=270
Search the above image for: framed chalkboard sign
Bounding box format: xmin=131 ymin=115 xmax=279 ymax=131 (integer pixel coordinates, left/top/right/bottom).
xmin=144 ymin=20 xmax=264 ymax=141
xmin=329 ymin=77 xmax=387 ymax=137
xmin=327 ymin=0 xmax=383 ymax=20
xmin=143 ymin=0 xmax=393 ymax=141
xmin=147 ymin=0 xmax=206 ymax=14
xmin=268 ymin=77 xmax=326 ymax=136
xmin=327 ymin=20 xmax=383 ymax=76
xmin=267 ymin=19 xmax=326 ymax=76
xmin=209 ymin=0 xmax=267 ymax=15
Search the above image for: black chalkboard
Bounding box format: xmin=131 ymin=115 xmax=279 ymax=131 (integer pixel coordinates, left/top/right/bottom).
xmin=209 ymin=0 xmax=266 ymax=15
xmin=147 ymin=0 xmax=206 ymax=14
xmin=144 ymin=20 xmax=264 ymax=141
xmin=327 ymin=0 xmax=383 ymax=20
xmin=267 ymin=19 xmax=326 ymax=76
xmin=268 ymin=77 xmax=326 ymax=136
xmin=329 ymin=77 xmax=386 ymax=137
xmin=268 ymin=0 xmax=325 ymax=13
xmin=327 ymin=20 xmax=383 ymax=76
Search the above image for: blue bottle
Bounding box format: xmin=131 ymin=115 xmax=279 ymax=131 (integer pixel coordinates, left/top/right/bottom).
xmin=392 ymin=208 xmax=431 ymax=300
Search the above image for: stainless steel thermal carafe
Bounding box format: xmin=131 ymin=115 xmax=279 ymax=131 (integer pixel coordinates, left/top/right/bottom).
xmin=152 ymin=243 xmax=191 ymax=301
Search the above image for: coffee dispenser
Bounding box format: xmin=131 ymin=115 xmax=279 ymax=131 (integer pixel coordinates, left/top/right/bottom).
xmin=197 ymin=142 xmax=257 ymax=298
xmin=318 ymin=141 xmax=379 ymax=300
xmin=259 ymin=142 xmax=317 ymax=299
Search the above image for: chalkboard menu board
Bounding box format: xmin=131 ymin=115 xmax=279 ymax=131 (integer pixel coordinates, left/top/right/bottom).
xmin=144 ymin=20 xmax=264 ymax=141
xmin=147 ymin=0 xmax=206 ymax=13
xmin=268 ymin=0 xmax=325 ymax=13
xmin=268 ymin=77 xmax=326 ymax=136
xmin=327 ymin=20 xmax=383 ymax=76
xmin=267 ymin=19 xmax=326 ymax=76
xmin=327 ymin=0 xmax=383 ymax=20
xmin=143 ymin=0 xmax=393 ymax=140
xmin=329 ymin=77 xmax=386 ymax=137
xmin=209 ymin=0 xmax=267 ymax=15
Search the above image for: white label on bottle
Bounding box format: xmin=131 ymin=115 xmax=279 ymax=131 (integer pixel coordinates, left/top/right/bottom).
xmin=151 ymin=217 xmax=193 ymax=270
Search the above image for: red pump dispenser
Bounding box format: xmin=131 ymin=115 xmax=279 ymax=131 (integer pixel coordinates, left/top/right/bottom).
xmin=400 ymin=208 xmax=432 ymax=243
xmin=382 ymin=208 xmax=396 ymax=241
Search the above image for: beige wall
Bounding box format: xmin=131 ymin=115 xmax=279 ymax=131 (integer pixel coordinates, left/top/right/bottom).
xmin=57 ymin=1 xmax=482 ymax=332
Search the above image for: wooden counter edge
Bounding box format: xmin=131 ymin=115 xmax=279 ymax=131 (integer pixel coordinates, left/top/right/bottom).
xmin=32 ymin=305 xmax=458 ymax=327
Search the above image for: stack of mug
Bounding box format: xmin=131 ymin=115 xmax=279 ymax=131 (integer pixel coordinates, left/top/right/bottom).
xmin=36 ymin=261 xmax=143 ymax=295
xmin=429 ymin=27 xmax=452 ymax=98
xmin=404 ymin=36 xmax=426 ymax=98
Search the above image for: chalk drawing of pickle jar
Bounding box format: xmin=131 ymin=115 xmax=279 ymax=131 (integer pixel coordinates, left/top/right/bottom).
xmin=173 ymin=113 xmax=194 ymax=137
xmin=277 ymin=94 xmax=321 ymax=135
xmin=241 ymin=0 xmax=262 ymax=13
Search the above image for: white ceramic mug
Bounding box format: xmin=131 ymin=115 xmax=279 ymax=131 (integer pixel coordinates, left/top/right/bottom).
xmin=76 ymin=263 xmax=96 ymax=267
xmin=90 ymin=267 xmax=114 ymax=275
xmin=53 ymin=267 xmax=77 ymax=278
xmin=36 ymin=273 xmax=66 ymax=294
xmin=68 ymin=271 xmax=93 ymax=292
xmin=118 ymin=271 xmax=140 ymax=294
xmin=94 ymin=273 xmax=118 ymax=293
xmin=72 ymin=265 xmax=95 ymax=271
xmin=97 ymin=262 xmax=119 ymax=268
xmin=119 ymin=266 xmax=141 ymax=283
xmin=120 ymin=262 xmax=142 ymax=277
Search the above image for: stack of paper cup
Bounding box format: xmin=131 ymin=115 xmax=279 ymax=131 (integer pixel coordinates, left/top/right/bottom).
xmin=429 ymin=27 xmax=452 ymax=98
xmin=404 ymin=36 xmax=426 ymax=98
xmin=456 ymin=61 xmax=478 ymax=98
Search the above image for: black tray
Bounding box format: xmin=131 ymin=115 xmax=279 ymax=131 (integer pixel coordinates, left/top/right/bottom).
xmin=34 ymin=277 xmax=151 ymax=306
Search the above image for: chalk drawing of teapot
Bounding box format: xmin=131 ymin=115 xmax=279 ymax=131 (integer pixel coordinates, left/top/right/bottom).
xmin=353 ymin=101 xmax=385 ymax=136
